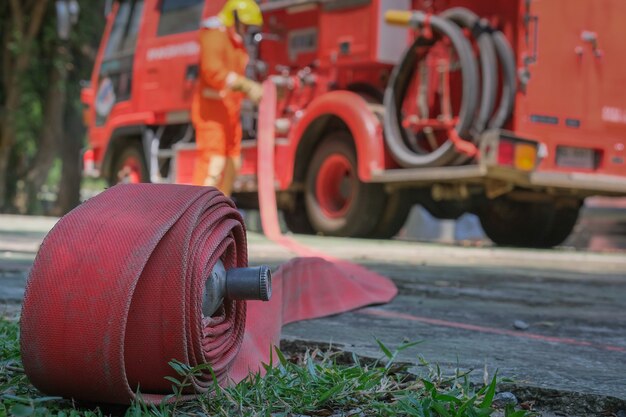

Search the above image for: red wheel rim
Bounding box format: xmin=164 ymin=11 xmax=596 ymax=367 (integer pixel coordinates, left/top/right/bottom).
xmin=315 ymin=154 xmax=354 ymax=219
xmin=118 ymin=156 xmax=142 ymax=184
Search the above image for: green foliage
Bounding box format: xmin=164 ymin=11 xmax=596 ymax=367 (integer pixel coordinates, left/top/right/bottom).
xmin=162 ymin=341 xmax=533 ymax=417
xmin=0 ymin=0 xmax=105 ymax=213
xmin=0 ymin=317 xmax=20 ymax=361
xmin=0 ymin=317 xmax=533 ymax=417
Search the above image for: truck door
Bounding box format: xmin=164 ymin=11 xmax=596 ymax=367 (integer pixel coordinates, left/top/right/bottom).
xmin=137 ymin=0 xmax=205 ymax=122
xmin=94 ymin=0 xmax=144 ymax=126
xmin=516 ymin=0 xmax=588 ymax=133
xmin=515 ymin=0 xmax=596 ymax=171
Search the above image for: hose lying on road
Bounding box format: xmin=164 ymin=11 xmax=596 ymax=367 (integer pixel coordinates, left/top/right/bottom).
xmin=20 ymin=182 xmax=397 ymax=404
xmin=383 ymin=11 xmax=479 ymax=167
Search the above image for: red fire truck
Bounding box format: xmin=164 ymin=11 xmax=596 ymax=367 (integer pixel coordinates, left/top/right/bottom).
xmin=81 ymin=0 xmax=626 ymax=247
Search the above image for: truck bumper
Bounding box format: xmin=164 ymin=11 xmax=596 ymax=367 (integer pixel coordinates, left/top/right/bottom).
xmin=371 ymin=164 xmax=626 ymax=197
xmin=370 ymin=129 xmax=626 ymax=198
xmin=529 ymin=171 xmax=626 ymax=195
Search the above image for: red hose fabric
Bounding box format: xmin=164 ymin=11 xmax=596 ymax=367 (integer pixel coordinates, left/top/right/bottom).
xmin=20 ymin=81 xmax=397 ymax=405
xmin=21 ymin=185 xmax=248 ymax=404
xmin=236 ymin=80 xmax=398 ymax=377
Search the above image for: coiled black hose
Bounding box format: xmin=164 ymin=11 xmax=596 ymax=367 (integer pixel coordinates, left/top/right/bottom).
xmin=383 ymin=12 xmax=479 ymax=167
xmin=489 ymin=29 xmax=517 ymax=128
xmin=441 ymin=7 xmax=497 ymax=136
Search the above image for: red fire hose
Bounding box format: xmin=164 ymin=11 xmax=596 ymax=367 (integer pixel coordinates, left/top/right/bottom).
xmin=20 ymin=81 xmax=397 ymax=405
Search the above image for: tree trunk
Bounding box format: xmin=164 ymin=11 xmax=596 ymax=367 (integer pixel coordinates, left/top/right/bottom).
xmin=23 ymin=44 xmax=70 ymax=213
xmin=53 ymin=98 xmax=84 ymax=216
xmin=0 ymin=72 xmax=22 ymax=209
xmin=0 ymin=0 xmax=49 ymax=210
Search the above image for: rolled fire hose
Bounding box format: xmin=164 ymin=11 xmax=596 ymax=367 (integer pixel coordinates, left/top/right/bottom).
xmin=20 ymin=85 xmax=397 ymax=405
xmin=488 ymin=29 xmax=517 ymax=129
xmin=383 ymin=10 xmax=479 ymax=167
xmin=440 ymin=7 xmax=497 ymax=136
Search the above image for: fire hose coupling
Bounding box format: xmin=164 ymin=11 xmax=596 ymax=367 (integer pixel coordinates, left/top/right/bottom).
xmin=385 ymin=10 xmax=424 ymax=28
xmin=203 ymin=260 xmax=272 ymax=317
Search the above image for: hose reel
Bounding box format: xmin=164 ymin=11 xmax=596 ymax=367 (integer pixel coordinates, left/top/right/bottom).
xmin=383 ymin=8 xmax=517 ymax=168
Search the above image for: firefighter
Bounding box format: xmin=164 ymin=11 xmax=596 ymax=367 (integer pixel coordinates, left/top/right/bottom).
xmin=191 ymin=0 xmax=263 ymax=195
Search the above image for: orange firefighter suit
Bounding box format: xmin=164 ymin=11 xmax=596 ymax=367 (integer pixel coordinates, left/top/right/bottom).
xmin=192 ymin=0 xmax=264 ymax=195
xmin=191 ymin=18 xmax=248 ymax=192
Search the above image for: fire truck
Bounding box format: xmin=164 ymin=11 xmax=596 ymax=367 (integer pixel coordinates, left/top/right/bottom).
xmin=81 ymin=0 xmax=626 ymax=247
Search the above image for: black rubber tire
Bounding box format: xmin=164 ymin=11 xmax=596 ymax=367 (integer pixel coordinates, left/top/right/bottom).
xmin=542 ymin=204 xmax=582 ymax=248
xmin=283 ymin=195 xmax=315 ymax=235
xmin=367 ymin=192 xmax=413 ymax=239
xmin=441 ymin=7 xmax=497 ymax=135
xmin=489 ymin=30 xmax=517 ymax=128
xmin=304 ymin=132 xmax=386 ymax=237
xmin=478 ymin=199 xmax=554 ymax=247
xmin=108 ymin=142 xmax=149 ymax=186
xmin=383 ymin=12 xmax=479 ymax=168
xmin=478 ymin=198 xmax=581 ymax=248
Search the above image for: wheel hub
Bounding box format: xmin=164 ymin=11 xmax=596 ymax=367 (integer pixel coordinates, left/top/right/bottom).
xmin=315 ymin=154 xmax=354 ymax=219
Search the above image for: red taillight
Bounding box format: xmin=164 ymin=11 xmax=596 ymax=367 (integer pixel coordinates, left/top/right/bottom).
xmin=497 ymin=140 xmax=537 ymax=171
xmin=498 ymin=140 xmax=515 ymax=166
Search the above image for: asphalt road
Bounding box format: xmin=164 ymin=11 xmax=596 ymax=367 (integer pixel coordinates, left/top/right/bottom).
xmin=1 ymin=212 xmax=625 ymax=414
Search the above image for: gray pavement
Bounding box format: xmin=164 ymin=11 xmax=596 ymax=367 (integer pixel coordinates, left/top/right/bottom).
xmin=1 ymin=213 xmax=625 ymax=413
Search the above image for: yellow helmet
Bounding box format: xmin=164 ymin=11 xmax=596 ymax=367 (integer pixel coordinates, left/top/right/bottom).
xmin=218 ymin=0 xmax=263 ymax=27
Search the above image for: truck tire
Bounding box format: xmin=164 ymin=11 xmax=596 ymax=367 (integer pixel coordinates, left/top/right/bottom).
xmin=478 ymin=198 xmax=581 ymax=248
xmin=541 ymin=205 xmax=582 ymax=248
xmin=283 ymin=195 xmax=315 ymax=235
xmin=109 ymin=143 xmax=149 ymax=186
xmin=305 ymin=131 xmax=385 ymax=237
xmin=367 ymin=192 xmax=413 ymax=239
xmin=478 ymin=199 xmax=553 ymax=247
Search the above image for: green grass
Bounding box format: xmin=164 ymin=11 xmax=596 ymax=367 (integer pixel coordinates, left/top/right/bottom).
xmin=1 ymin=317 xmax=532 ymax=417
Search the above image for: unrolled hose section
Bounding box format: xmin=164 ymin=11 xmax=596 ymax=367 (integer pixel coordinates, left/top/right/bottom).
xmin=384 ymin=11 xmax=480 ymax=167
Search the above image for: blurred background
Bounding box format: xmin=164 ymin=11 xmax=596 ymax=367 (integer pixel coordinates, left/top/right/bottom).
xmin=0 ymin=0 xmax=105 ymax=217
xmin=2 ymin=0 xmax=626 ymax=251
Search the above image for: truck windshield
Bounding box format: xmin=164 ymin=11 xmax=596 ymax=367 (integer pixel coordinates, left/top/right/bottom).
xmin=104 ymin=0 xmax=144 ymax=59
xmin=157 ymin=0 xmax=204 ymax=37
xmin=96 ymin=0 xmax=144 ymax=125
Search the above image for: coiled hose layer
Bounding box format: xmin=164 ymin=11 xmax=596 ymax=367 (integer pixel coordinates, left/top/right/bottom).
xmin=384 ymin=11 xmax=479 ymax=167
xmin=383 ymin=9 xmax=517 ymax=168
xmin=21 ymin=170 xmax=397 ymax=403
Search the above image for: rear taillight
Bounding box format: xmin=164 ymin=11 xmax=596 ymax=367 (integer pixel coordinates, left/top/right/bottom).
xmin=498 ymin=140 xmax=514 ymax=166
xmin=515 ymin=143 xmax=537 ymax=171
xmin=498 ymin=140 xmax=537 ymax=171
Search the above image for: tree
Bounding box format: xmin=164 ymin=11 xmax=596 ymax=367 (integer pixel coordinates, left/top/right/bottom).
xmin=0 ymin=0 xmax=104 ymax=214
xmin=0 ymin=0 xmax=49 ymax=210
